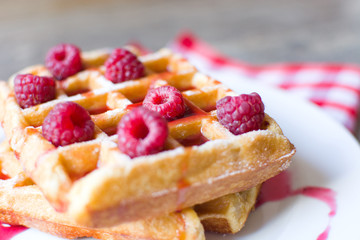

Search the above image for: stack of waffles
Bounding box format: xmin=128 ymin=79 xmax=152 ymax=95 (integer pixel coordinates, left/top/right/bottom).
xmin=0 ymin=46 xmax=295 ymax=239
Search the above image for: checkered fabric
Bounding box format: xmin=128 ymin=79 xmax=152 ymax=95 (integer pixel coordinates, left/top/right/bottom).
xmin=168 ymin=32 xmax=360 ymax=132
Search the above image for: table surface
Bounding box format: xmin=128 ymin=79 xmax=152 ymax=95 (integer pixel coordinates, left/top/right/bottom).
xmin=1 ymin=0 xmax=360 ymax=139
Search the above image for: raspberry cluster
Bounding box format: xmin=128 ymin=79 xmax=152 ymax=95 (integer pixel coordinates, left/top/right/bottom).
xmin=14 ymin=43 xmax=265 ymax=160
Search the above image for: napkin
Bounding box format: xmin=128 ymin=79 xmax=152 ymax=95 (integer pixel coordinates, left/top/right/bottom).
xmin=168 ymin=31 xmax=360 ymax=133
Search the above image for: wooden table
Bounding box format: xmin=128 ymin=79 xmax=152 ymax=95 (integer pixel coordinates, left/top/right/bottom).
xmin=1 ymin=0 xmax=360 ymax=139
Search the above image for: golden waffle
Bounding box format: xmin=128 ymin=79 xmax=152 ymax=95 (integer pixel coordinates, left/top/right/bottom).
xmin=0 ymin=141 xmax=258 ymax=238
xmin=0 ymin=47 xmax=295 ymax=227
xmin=0 ymin=142 xmax=204 ymax=240
xmin=195 ymin=185 xmax=261 ymax=234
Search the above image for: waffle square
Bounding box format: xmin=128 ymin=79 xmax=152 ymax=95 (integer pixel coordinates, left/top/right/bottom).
xmin=0 ymin=48 xmax=295 ymax=227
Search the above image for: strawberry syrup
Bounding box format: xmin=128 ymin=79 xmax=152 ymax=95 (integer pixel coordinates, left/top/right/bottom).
xmin=0 ymin=224 xmax=27 ymax=240
xmin=0 ymin=172 xmax=27 ymax=239
xmin=256 ymin=171 xmax=337 ymax=240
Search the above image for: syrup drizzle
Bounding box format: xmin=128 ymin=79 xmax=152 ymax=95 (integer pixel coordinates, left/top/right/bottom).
xmin=257 ymin=171 xmax=337 ymax=240
xmin=183 ymin=98 xmax=208 ymax=117
xmin=125 ymin=102 xmax=143 ymax=111
xmin=176 ymin=151 xmax=190 ymax=211
xmin=169 ymin=98 xmax=208 ymax=128
xmin=175 ymin=212 xmax=187 ymax=240
xmin=0 ymin=224 xmax=27 ymax=240
xmin=88 ymin=106 xmax=111 ymax=115
xmin=0 ymin=173 xmax=28 ymax=238
xmin=177 ymin=133 xmax=209 ymax=147
xmin=0 ymin=170 xmax=9 ymax=180
xmin=64 ymin=87 xmax=90 ymax=97
xmin=0 ymin=166 xmax=28 ymax=239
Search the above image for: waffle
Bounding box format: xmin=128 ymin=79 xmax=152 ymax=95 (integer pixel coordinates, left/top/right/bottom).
xmin=0 ymin=142 xmax=204 ymax=240
xmin=0 ymin=141 xmax=259 ymax=239
xmin=195 ymin=185 xmax=261 ymax=234
xmin=0 ymin=47 xmax=295 ymax=227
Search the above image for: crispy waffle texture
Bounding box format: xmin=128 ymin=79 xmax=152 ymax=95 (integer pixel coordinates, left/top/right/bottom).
xmin=0 ymin=47 xmax=295 ymax=227
xmin=0 ymin=141 xmax=259 ymax=239
xmin=0 ymin=142 xmax=204 ymax=240
xmin=195 ymin=185 xmax=261 ymax=234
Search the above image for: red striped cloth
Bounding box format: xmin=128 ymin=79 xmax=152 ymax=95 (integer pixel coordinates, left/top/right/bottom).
xmin=168 ymin=32 xmax=360 ymax=132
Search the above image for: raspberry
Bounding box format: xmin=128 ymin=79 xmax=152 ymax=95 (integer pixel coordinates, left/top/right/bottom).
xmin=45 ymin=43 xmax=82 ymax=80
xmin=117 ymin=107 xmax=168 ymax=158
xmin=104 ymin=48 xmax=145 ymax=83
xmin=216 ymin=92 xmax=265 ymax=135
xmin=143 ymin=86 xmax=186 ymax=120
xmin=14 ymin=74 xmax=56 ymax=108
xmin=42 ymin=102 xmax=94 ymax=147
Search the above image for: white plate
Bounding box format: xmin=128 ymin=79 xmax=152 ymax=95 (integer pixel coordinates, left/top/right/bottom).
xmin=7 ymin=79 xmax=360 ymax=240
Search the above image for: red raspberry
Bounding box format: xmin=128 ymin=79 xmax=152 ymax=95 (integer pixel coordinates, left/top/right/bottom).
xmin=117 ymin=107 xmax=168 ymax=158
xmin=45 ymin=43 xmax=82 ymax=80
xmin=143 ymin=86 xmax=186 ymax=120
xmin=42 ymin=102 xmax=94 ymax=147
xmin=14 ymin=74 xmax=56 ymax=108
xmin=216 ymin=92 xmax=265 ymax=135
xmin=104 ymin=48 xmax=145 ymax=83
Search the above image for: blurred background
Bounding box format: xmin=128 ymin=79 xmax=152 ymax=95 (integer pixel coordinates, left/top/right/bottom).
xmin=1 ymin=0 xmax=360 ymax=137
xmin=1 ymin=0 xmax=360 ymax=79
